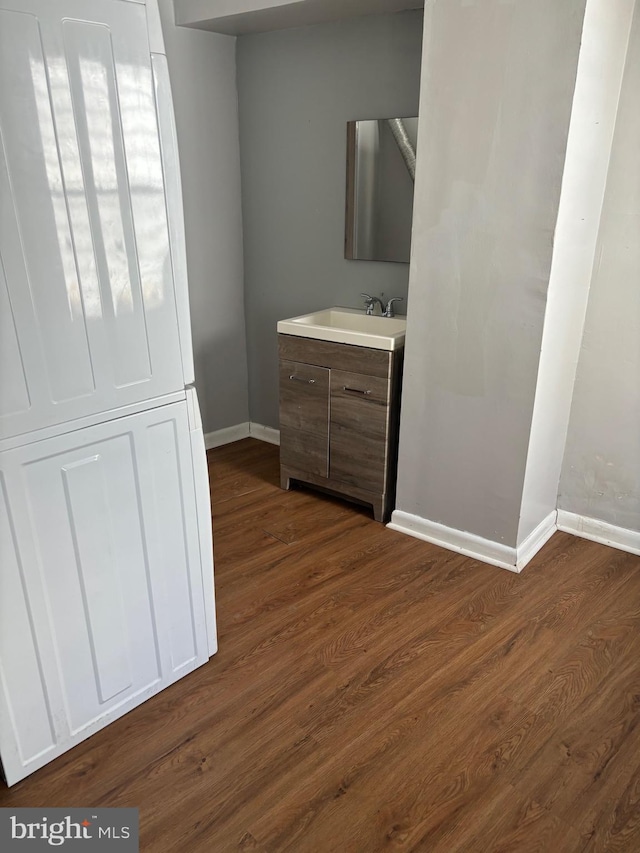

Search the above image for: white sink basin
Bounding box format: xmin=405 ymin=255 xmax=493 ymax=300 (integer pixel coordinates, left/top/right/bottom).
xmin=277 ymin=307 xmax=406 ymax=351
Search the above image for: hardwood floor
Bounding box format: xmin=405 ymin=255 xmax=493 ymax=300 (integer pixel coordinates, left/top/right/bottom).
xmin=2 ymin=438 xmax=640 ymax=852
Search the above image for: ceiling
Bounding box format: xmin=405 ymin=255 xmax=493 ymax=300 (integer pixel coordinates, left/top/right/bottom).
xmin=174 ymin=0 xmax=425 ymax=36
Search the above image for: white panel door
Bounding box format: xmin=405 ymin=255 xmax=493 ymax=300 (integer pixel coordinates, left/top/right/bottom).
xmin=0 ymin=401 xmax=210 ymax=786
xmin=0 ymin=0 xmax=187 ymax=440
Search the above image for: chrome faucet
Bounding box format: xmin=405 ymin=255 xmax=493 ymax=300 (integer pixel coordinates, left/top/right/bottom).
xmin=360 ymin=293 xmax=385 ymax=316
xmin=383 ymin=297 xmax=404 ymax=318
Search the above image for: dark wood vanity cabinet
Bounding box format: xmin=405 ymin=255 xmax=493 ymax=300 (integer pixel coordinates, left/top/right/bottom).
xmin=278 ymin=334 xmax=403 ymax=522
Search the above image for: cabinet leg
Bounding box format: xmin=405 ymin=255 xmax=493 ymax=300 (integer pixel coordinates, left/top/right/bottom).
xmin=372 ymin=496 xmax=386 ymax=523
xmin=280 ymin=469 xmax=292 ymax=491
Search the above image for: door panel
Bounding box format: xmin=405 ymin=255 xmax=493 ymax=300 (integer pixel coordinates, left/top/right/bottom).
xmin=62 ymin=17 xmax=154 ymax=390
xmin=330 ymin=369 xmax=390 ymax=492
xmin=279 ymin=360 xmax=330 ymax=478
xmin=0 ymin=0 xmax=185 ymax=439
xmin=23 ymin=438 xmax=157 ymax=735
xmin=0 ymin=474 xmax=57 ymax=769
xmin=0 ymin=400 xmax=209 ymax=785
xmin=0 ymin=9 xmax=96 ymax=408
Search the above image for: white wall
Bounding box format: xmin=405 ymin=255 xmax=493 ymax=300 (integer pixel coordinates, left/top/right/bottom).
xmin=559 ymin=2 xmax=640 ymax=534
xmin=395 ymin=0 xmax=586 ymax=548
xmin=158 ymin=0 xmax=249 ymax=433
xmin=516 ymin=0 xmax=636 ymax=544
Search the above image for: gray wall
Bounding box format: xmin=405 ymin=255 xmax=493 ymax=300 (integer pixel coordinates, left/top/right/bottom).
xmin=396 ymin=0 xmax=586 ymax=547
xmin=159 ymin=0 xmax=249 ymax=433
xmin=559 ymin=4 xmax=640 ymax=533
xmin=236 ymin=11 xmax=423 ymax=428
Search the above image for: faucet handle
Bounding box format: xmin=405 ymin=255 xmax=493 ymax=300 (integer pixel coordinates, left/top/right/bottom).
xmin=360 ymin=293 xmax=375 ymax=315
xmin=384 ymin=297 xmax=404 ymax=318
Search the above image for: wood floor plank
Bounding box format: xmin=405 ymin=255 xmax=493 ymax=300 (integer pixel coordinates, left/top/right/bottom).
xmin=2 ymin=439 xmax=639 ymax=853
xmin=429 ymin=781 xmax=583 ymax=853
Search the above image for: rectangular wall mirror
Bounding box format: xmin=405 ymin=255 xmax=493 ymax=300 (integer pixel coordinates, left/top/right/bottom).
xmin=345 ymin=116 xmax=418 ymax=264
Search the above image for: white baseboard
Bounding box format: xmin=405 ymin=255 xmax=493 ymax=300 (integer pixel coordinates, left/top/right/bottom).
xmin=249 ymin=422 xmax=280 ymax=445
xmin=204 ymin=421 xmax=280 ymax=450
xmin=557 ymin=510 xmax=640 ymax=556
xmin=388 ymin=509 xmax=558 ymax=573
xmin=388 ymin=511 xmax=521 ymax=572
xmin=516 ymin=511 xmax=558 ymax=570
xmin=204 ymin=422 xmax=250 ymax=449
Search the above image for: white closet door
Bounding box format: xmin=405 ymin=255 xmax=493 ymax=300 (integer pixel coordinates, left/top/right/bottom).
xmin=0 ymin=400 xmax=209 ymax=786
xmin=0 ymin=0 xmax=186 ymax=440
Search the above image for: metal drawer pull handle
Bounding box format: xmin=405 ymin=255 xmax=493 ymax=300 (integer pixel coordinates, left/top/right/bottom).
xmin=343 ymin=386 xmax=371 ymax=395
xmin=289 ymin=374 xmax=315 ymax=384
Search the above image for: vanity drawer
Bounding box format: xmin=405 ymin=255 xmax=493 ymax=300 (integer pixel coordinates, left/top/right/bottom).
xmin=279 ymin=360 xmax=330 ymax=478
xmin=279 ymin=334 xmax=391 ymax=379
xmin=329 ymin=369 xmax=390 ymax=492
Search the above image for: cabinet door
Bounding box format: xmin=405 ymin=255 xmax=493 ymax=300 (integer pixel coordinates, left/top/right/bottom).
xmin=279 ymin=360 xmax=330 ymax=478
xmin=0 ymin=400 xmax=209 ymax=786
xmin=330 ymin=369 xmax=390 ymax=492
xmin=0 ymin=0 xmax=186 ymax=440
